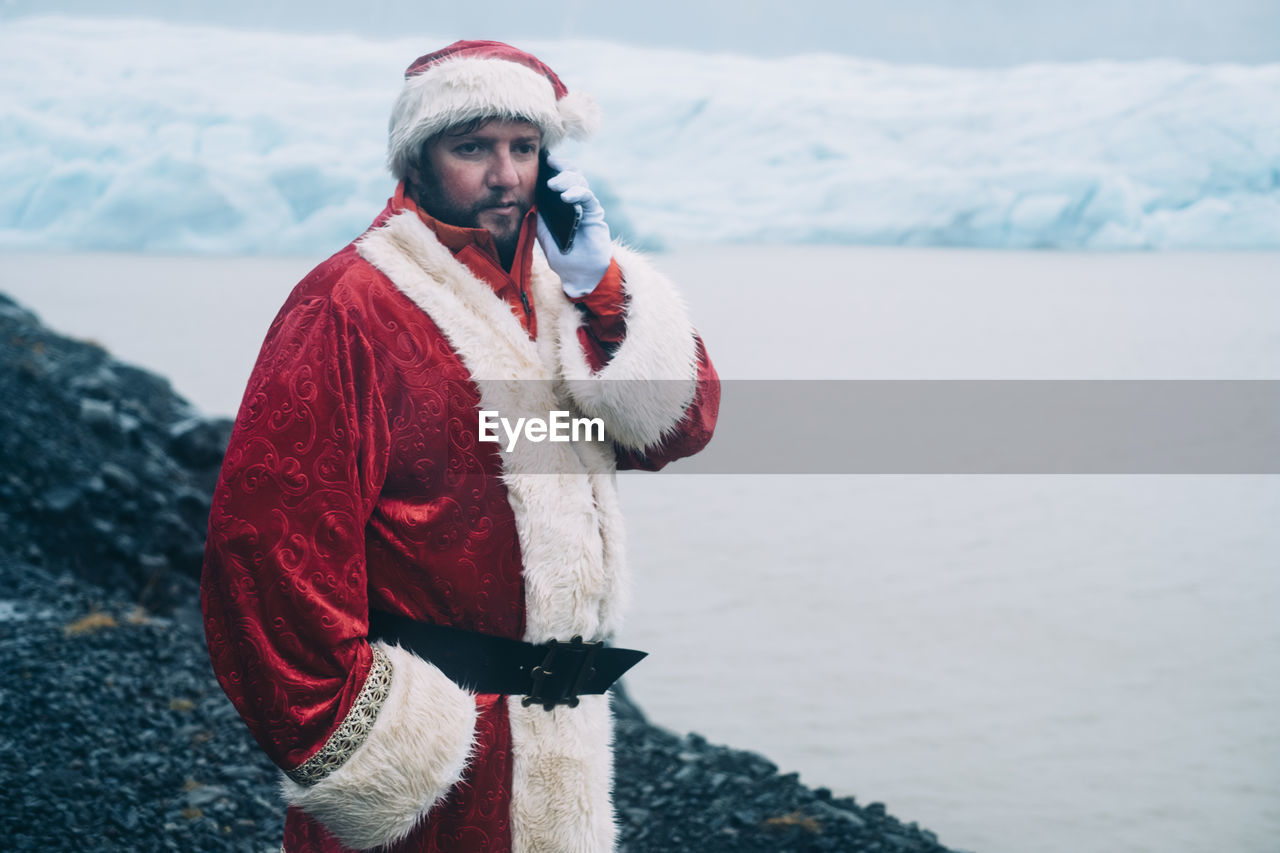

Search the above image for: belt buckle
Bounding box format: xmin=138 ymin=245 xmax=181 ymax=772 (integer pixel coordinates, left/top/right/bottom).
xmin=522 ymin=635 xmax=602 ymax=711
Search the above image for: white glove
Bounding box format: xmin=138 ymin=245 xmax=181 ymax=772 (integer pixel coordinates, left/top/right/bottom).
xmin=535 ymin=155 xmax=613 ymax=298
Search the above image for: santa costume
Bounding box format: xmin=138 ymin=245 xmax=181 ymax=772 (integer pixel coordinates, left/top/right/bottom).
xmin=201 ymin=41 xmax=719 ymax=852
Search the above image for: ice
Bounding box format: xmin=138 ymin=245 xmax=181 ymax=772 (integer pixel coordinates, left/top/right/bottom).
xmin=2 ymin=15 xmax=1278 ymax=253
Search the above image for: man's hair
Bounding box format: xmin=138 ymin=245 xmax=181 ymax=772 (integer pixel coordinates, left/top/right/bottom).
xmin=441 ymin=116 xmax=494 ymax=138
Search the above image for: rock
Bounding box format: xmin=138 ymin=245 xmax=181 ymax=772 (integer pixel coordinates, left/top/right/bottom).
xmin=812 ymin=799 xmax=868 ymax=828
xmin=42 ymin=486 xmax=81 ymax=513
xmin=1 ymin=292 xmax=230 ymax=612
xmin=218 ymin=764 xmax=264 ymax=780
xmin=99 ymin=463 xmax=139 ymax=494
xmin=168 ymin=418 xmax=233 ymax=469
xmin=79 ymin=398 xmax=116 ymax=430
xmin=673 ymin=765 xmax=698 ymax=782
xmin=185 ymin=785 xmax=231 ymax=808
xmin=117 ymin=412 xmax=141 ymax=437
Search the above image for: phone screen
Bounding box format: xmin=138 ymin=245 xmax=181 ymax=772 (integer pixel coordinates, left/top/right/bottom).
xmin=536 ymin=153 xmax=583 ymax=254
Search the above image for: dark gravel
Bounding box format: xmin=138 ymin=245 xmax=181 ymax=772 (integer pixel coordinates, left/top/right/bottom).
xmin=0 ymin=290 xmax=961 ymax=852
xmin=0 ymin=291 xmax=231 ymax=612
xmin=0 ymin=558 xmax=283 ymax=852
xmin=612 ymin=711 xmax=952 ymax=853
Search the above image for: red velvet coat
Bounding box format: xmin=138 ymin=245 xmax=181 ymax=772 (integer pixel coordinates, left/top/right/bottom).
xmin=201 ymin=198 xmax=718 ymax=852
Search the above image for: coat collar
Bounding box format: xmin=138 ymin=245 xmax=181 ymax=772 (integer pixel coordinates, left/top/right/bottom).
xmin=355 ymin=205 xmax=565 ymax=381
xmin=390 ymin=180 xmax=540 ymax=335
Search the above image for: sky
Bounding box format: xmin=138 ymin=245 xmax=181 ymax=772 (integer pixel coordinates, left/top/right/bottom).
xmin=2 ymin=0 xmax=1278 ymax=65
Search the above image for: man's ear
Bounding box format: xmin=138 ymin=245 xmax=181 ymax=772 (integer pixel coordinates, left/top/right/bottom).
xmin=403 ymin=159 xmax=422 ymax=190
xmin=404 ymin=139 xmax=435 ymax=190
xmin=404 ymin=154 xmax=434 ymax=202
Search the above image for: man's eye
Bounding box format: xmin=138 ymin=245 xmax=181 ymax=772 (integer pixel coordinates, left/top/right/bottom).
xmin=454 ymin=142 xmax=481 ymax=155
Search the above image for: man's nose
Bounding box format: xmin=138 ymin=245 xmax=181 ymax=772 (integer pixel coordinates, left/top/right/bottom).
xmin=487 ymin=151 xmax=520 ymax=188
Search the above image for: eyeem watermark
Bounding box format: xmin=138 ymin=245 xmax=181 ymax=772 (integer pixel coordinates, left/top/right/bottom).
xmin=479 ymin=410 xmax=606 ymax=451
xmin=457 ymin=380 xmax=1280 ymax=473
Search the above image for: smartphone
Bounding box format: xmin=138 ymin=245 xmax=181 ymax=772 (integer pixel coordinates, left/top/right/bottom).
xmin=536 ymin=152 xmax=582 ymax=254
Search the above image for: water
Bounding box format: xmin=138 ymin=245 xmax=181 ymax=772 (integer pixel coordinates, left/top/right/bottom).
xmin=2 ymin=247 xmax=1278 ymax=853
xmin=619 ymin=474 xmax=1280 ymax=853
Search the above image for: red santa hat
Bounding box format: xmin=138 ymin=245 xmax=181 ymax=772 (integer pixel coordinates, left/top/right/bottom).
xmin=387 ymin=40 xmax=601 ymax=179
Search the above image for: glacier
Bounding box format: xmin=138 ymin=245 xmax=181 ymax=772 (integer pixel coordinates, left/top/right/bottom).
xmin=2 ymin=15 xmax=1279 ymax=254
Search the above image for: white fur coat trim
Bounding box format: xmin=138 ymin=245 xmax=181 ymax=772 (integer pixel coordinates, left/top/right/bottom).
xmin=557 ymin=245 xmax=700 ymax=452
xmin=281 ymin=642 xmax=477 ymax=851
xmin=357 ymin=212 xmax=624 ymax=852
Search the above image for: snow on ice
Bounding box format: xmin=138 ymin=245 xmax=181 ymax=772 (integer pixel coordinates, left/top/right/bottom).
xmin=2 ymin=16 xmax=1279 ymax=253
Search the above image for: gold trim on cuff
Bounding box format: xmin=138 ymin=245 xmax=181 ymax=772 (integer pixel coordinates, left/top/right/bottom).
xmin=284 ymin=645 xmax=393 ymax=786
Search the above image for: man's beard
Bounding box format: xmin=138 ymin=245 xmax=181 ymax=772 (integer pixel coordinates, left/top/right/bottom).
xmin=410 ymin=173 xmax=529 ymax=268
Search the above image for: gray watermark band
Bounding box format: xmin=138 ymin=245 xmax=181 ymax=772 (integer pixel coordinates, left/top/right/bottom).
xmin=455 ymin=380 xmax=1280 ymax=474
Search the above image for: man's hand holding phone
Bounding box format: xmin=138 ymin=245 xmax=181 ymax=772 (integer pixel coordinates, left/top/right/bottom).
xmin=535 ymin=154 xmax=613 ymax=298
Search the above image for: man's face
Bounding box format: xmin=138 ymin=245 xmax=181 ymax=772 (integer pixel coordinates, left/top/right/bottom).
xmin=409 ymin=118 xmax=542 ymax=257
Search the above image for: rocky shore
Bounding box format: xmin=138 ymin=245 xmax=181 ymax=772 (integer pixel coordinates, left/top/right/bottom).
xmin=0 ymin=291 xmax=957 ymax=852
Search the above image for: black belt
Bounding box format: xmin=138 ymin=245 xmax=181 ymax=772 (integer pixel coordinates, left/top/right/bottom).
xmin=367 ymin=609 xmax=647 ymax=711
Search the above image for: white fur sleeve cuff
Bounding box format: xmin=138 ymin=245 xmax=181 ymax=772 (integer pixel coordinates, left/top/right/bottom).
xmin=557 ymin=243 xmax=700 ymax=451
xmin=280 ymin=642 xmax=478 ymax=851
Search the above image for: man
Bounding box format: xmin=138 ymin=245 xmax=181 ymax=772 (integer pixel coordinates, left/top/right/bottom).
xmin=201 ymin=40 xmax=718 ymax=853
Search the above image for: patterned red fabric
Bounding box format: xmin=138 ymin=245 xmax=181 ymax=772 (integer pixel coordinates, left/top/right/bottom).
xmin=202 ymin=230 xmax=524 ymax=851
xmin=570 ymin=258 xmax=627 ymax=343
xmin=202 ymin=197 xmax=718 ymax=851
